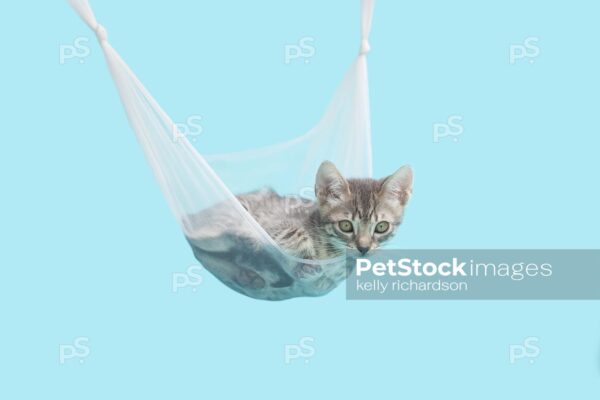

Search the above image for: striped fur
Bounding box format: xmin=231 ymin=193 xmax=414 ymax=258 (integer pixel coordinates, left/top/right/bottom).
xmin=187 ymin=161 xmax=413 ymax=299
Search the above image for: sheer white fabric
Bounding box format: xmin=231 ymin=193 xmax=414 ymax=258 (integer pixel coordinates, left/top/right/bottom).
xmin=68 ymin=0 xmax=376 ymax=299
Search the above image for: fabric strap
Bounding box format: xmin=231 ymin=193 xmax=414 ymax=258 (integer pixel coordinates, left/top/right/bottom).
xmin=69 ymin=0 xmax=375 ymax=56
xmin=360 ymin=0 xmax=375 ymax=55
xmin=68 ymin=0 xmax=108 ymax=43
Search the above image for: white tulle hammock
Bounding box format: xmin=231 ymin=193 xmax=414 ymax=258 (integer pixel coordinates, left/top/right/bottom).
xmin=69 ymin=0 xmax=376 ymax=300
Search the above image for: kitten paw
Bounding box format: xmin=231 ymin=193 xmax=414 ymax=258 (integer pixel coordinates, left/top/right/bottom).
xmin=293 ymin=263 xmax=322 ymax=279
xmin=314 ymin=276 xmax=336 ymax=292
xmin=235 ymin=268 xmax=266 ymax=289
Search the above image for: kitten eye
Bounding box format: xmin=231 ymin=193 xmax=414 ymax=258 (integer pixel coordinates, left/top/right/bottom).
xmin=374 ymin=221 xmax=390 ymax=234
xmin=338 ymin=220 xmax=353 ymax=233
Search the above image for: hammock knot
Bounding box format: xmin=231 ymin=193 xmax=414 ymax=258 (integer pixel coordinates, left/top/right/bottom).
xmin=359 ymin=38 xmax=370 ymax=55
xmin=94 ymin=24 xmax=108 ymax=42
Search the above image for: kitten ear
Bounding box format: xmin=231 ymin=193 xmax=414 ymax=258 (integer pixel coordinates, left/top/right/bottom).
xmin=315 ymin=161 xmax=350 ymax=206
xmin=380 ymin=165 xmax=413 ymax=206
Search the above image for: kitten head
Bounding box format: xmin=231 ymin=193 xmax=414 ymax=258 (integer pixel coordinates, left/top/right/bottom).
xmin=315 ymin=161 xmax=413 ymax=255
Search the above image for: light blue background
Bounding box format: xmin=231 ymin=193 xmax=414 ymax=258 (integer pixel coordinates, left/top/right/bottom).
xmin=1 ymin=0 xmax=599 ymax=398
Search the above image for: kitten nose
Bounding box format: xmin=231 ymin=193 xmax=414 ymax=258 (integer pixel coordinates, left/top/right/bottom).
xmin=357 ymin=245 xmax=371 ymax=255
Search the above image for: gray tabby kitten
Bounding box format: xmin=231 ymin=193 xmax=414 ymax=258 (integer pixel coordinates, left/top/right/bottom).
xmin=187 ymin=161 xmax=413 ymax=300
